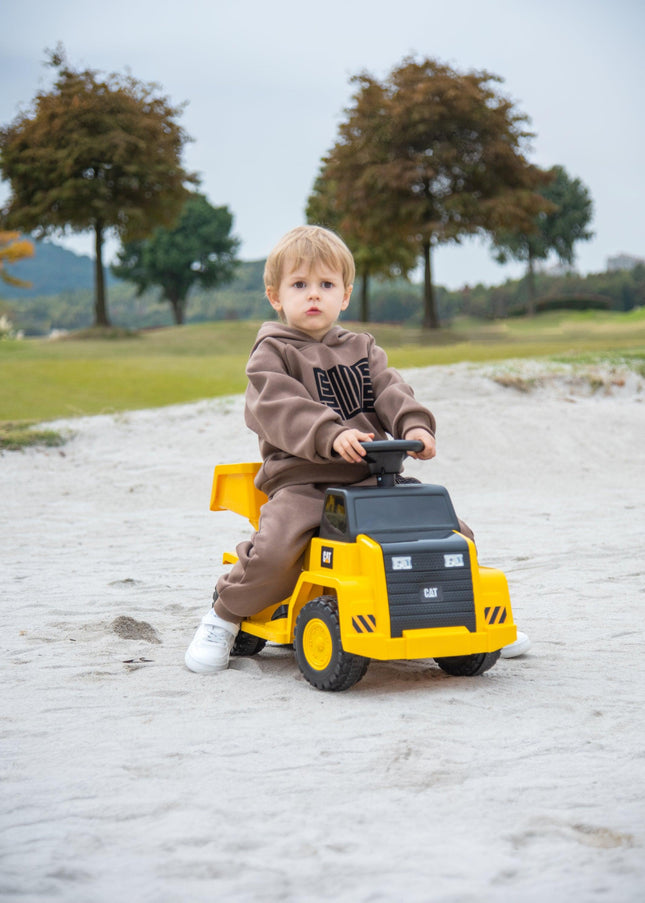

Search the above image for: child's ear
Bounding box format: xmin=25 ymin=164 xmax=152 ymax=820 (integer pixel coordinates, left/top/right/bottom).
xmin=266 ymin=287 xmax=282 ymax=314
xmin=341 ymin=284 xmax=353 ymax=310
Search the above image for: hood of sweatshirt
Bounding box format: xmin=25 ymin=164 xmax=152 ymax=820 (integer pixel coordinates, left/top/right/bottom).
xmin=250 ymin=321 xmax=360 ymax=356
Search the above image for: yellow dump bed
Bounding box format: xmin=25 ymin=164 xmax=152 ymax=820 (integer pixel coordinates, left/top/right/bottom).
xmin=209 ymin=462 xmax=267 ymax=529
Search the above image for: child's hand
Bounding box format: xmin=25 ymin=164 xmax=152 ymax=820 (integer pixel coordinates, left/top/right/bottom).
xmin=333 ymin=429 xmax=375 ymax=463
xmin=404 ymin=428 xmax=436 ymax=460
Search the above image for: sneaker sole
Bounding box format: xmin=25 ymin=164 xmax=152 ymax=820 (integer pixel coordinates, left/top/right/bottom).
xmin=184 ymin=650 xmax=229 ymax=673
xmin=500 ymin=636 xmax=532 ymax=659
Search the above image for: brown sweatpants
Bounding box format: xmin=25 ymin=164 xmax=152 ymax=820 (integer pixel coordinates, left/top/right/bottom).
xmin=213 ymin=481 xmax=475 ymax=624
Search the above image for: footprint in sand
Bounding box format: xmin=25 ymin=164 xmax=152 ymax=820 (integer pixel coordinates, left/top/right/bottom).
xmin=111 ymin=615 xmax=161 ymax=644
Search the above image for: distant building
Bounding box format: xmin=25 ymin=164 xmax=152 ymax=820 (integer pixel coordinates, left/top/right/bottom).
xmin=606 ymin=253 xmax=645 ymax=272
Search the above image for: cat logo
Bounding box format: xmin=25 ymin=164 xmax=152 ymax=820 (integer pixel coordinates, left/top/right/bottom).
xmin=321 ymin=547 xmax=334 ymax=569
xmin=423 ymin=586 xmax=439 ymax=599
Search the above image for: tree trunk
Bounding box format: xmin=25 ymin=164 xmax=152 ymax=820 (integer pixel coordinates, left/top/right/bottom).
xmin=93 ymin=222 xmax=111 ymax=327
xmin=360 ymin=270 xmax=370 ymax=322
xmin=171 ymin=297 xmax=185 ymax=325
xmin=422 ymin=238 xmax=439 ymax=329
xmin=526 ymin=250 xmax=537 ymax=317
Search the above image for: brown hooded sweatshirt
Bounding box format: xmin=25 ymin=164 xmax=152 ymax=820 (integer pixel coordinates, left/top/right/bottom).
xmin=244 ymin=322 xmax=436 ymax=497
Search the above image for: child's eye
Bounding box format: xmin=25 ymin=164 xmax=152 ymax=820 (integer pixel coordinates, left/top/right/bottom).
xmin=321 ymin=281 xmax=334 ymax=289
xmin=293 ymin=281 xmax=306 ymax=289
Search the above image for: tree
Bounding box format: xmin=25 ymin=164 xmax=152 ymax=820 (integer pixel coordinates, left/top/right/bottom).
xmin=112 ymin=193 xmax=240 ymax=324
xmin=0 ymin=231 xmax=34 ymax=287
xmin=316 ymin=57 xmax=550 ymax=328
xmin=0 ymin=46 xmax=195 ymax=327
xmin=491 ymin=165 xmax=594 ymax=314
xmin=306 ymin=171 xmax=417 ymax=322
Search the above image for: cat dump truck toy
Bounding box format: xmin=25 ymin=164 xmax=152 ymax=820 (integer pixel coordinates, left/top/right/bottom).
xmin=210 ymin=440 xmax=517 ymax=691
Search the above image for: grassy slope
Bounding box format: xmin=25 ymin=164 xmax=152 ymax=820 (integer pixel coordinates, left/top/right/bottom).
xmin=2 ymin=311 xmax=644 ymax=422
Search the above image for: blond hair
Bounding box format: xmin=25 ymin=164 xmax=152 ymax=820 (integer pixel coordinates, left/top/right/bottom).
xmin=263 ymin=225 xmax=355 ymax=296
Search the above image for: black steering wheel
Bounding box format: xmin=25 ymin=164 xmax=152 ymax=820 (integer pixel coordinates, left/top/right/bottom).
xmin=360 ymin=440 xmax=424 ymax=487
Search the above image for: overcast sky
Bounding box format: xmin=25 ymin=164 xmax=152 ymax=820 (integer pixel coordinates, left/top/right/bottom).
xmin=2 ymin=0 xmax=643 ymax=289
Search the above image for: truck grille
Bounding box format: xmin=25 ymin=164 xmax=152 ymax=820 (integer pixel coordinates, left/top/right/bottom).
xmin=381 ymin=538 xmax=476 ymax=638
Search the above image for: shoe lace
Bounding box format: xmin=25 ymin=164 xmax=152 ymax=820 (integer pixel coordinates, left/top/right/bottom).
xmin=203 ymin=624 xmax=231 ymax=646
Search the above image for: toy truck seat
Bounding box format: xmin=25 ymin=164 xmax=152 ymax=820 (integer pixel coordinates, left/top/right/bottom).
xmin=210 ymin=462 xmax=267 ymax=530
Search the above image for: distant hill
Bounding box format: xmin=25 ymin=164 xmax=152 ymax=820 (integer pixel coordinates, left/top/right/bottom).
xmin=0 ymin=238 xmax=120 ymax=298
xmin=0 ymin=240 xmax=268 ymax=334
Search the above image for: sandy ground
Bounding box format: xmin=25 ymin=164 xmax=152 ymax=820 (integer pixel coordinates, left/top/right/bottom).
xmin=2 ymin=359 xmax=645 ymax=903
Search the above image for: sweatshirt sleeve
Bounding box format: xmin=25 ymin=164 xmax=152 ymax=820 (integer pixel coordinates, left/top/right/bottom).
xmin=368 ymin=338 xmax=436 ymax=438
xmin=244 ymin=340 xmax=345 ymax=461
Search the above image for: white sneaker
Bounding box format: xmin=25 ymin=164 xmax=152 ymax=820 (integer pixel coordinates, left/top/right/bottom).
xmin=185 ymin=608 xmax=239 ymax=673
xmin=500 ymin=630 xmax=531 ymax=659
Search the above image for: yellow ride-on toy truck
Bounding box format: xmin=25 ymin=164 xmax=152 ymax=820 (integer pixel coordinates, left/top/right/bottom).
xmin=210 ymin=440 xmax=517 ymax=691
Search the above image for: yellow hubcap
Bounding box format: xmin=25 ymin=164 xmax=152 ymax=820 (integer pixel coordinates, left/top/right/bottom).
xmin=302 ymin=618 xmax=333 ymax=670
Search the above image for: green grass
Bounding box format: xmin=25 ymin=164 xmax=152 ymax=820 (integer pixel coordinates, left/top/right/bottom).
xmin=0 ymin=421 xmax=67 ymax=451
xmin=1 ymin=311 xmax=644 ymax=424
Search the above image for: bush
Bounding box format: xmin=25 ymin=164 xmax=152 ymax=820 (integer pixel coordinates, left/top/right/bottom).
xmin=537 ymin=295 xmax=611 ymax=313
xmin=508 ymin=294 xmax=611 ymax=317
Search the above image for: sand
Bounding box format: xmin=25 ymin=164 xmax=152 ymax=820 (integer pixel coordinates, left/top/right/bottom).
xmin=2 ymin=359 xmax=644 ymax=902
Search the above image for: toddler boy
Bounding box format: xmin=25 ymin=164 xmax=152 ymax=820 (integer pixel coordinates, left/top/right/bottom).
xmin=185 ymin=225 xmax=529 ymax=672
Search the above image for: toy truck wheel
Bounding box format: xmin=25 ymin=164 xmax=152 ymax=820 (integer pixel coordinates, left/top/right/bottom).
xmin=231 ymin=630 xmax=266 ymax=657
xmin=295 ymin=596 xmax=369 ymax=691
xmin=434 ymin=650 xmax=500 ymax=677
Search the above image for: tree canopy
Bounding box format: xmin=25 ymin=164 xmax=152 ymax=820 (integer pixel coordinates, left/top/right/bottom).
xmin=491 ymin=165 xmax=594 ymax=313
xmin=306 ymin=172 xmax=417 ymax=322
xmin=313 ymin=56 xmax=550 ymax=327
xmin=112 ymin=193 xmax=240 ymax=324
xmin=0 ymin=231 xmax=34 ymax=288
xmin=0 ymin=46 xmax=195 ymax=327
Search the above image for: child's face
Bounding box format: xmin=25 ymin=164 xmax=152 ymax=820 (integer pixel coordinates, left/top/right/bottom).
xmin=267 ymin=259 xmax=352 ymax=340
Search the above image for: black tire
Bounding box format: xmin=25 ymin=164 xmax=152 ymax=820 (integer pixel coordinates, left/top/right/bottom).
xmin=230 ymin=630 xmax=267 ymax=657
xmin=434 ymin=649 xmax=500 ymax=677
xmin=295 ymin=596 xmax=369 ymax=691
